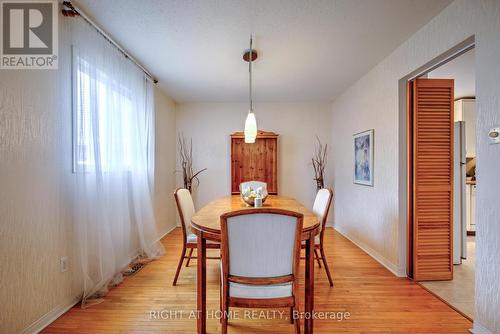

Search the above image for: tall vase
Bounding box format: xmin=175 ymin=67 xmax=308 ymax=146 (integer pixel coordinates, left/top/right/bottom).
xmin=316 ymin=178 xmax=324 ymax=191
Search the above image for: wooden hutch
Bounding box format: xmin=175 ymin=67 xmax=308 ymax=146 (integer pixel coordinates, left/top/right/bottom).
xmin=230 ymin=130 xmax=278 ymax=194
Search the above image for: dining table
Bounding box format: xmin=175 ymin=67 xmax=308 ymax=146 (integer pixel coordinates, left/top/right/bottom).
xmin=191 ymin=195 xmax=321 ymax=334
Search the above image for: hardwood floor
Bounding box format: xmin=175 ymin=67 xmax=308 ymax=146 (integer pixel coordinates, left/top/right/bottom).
xmin=43 ymin=228 xmax=472 ymax=333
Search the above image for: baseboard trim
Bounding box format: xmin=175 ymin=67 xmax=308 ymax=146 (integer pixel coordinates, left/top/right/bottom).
xmin=333 ymin=225 xmax=406 ymax=277
xmin=470 ymin=323 xmax=494 ymax=334
xmin=19 ymin=296 xmax=80 ymax=334
xmin=156 ymin=223 xmax=178 ymax=242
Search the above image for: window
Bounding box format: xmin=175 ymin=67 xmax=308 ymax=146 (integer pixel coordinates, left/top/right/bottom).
xmin=73 ymin=54 xmax=135 ymax=172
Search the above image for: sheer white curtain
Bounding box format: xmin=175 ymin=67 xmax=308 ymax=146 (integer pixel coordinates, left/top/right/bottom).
xmin=71 ymin=19 xmax=164 ymax=307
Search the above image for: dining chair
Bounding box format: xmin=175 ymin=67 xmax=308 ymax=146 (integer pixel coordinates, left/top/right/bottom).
xmin=172 ymin=188 xmax=220 ymax=286
xmin=239 ymin=180 xmax=268 ymax=193
xmin=220 ymin=208 xmax=303 ymax=334
xmin=301 ymin=188 xmax=334 ymax=287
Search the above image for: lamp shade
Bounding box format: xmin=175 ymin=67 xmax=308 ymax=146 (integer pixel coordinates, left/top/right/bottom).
xmin=244 ymin=111 xmax=257 ymax=143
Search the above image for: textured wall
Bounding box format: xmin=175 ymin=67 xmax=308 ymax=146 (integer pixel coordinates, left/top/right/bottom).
xmin=330 ymin=0 xmax=500 ymax=332
xmin=154 ymin=88 xmax=178 ymax=236
xmin=0 ymin=19 xmax=80 ymax=334
xmin=474 ymin=2 xmax=500 ymax=332
xmin=175 ymin=102 xmax=333 ymax=221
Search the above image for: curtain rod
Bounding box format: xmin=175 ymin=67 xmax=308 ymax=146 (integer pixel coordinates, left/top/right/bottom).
xmin=62 ymin=1 xmax=158 ymax=84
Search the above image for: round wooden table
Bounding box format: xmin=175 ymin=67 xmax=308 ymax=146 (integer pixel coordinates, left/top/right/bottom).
xmin=191 ymin=195 xmax=320 ymax=334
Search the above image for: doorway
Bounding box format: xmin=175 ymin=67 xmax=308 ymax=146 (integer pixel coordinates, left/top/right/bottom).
xmin=399 ymin=36 xmax=476 ymax=320
xmin=419 ymin=48 xmax=476 ymax=320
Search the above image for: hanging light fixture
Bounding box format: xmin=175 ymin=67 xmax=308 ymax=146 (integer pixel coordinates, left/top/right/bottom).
xmin=243 ymin=35 xmax=258 ymax=143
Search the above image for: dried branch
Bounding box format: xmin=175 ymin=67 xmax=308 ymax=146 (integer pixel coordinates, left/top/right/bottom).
xmin=176 ymin=133 xmax=207 ymax=192
xmin=312 ymin=136 xmax=328 ymax=190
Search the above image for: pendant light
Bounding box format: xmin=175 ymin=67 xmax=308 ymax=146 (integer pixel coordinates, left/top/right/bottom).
xmin=243 ymin=35 xmax=257 ymax=143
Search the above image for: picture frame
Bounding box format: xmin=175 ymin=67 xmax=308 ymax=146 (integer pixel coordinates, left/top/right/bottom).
xmin=353 ymin=129 xmax=374 ymax=186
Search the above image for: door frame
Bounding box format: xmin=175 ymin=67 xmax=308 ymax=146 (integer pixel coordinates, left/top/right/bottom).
xmin=397 ymin=36 xmax=475 ymax=278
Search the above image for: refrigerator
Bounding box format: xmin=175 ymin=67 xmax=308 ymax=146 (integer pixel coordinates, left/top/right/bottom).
xmin=453 ymin=121 xmax=467 ymax=264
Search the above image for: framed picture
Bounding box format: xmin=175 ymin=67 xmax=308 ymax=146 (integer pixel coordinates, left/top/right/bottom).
xmin=353 ymin=129 xmax=374 ymax=186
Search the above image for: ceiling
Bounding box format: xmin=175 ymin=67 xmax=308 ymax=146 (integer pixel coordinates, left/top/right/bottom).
xmin=74 ymin=0 xmax=452 ymax=103
xmin=428 ymin=48 xmax=475 ymax=100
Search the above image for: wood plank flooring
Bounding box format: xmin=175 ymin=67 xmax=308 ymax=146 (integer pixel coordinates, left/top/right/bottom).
xmin=43 ymin=228 xmax=472 ymax=333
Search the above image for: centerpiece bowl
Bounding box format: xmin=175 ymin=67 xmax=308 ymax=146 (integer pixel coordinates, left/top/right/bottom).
xmin=241 ymin=192 xmax=268 ymax=206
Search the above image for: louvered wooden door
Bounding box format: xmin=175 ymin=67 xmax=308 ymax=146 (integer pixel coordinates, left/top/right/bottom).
xmin=411 ymin=78 xmax=454 ymax=281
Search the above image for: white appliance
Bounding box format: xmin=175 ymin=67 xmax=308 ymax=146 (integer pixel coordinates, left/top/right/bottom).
xmin=453 ymin=121 xmax=467 ymax=264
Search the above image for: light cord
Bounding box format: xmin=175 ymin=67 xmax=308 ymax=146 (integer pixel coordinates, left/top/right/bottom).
xmin=249 ymin=35 xmax=253 ymax=112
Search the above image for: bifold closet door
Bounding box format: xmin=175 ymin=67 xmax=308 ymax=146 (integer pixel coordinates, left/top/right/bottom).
xmin=411 ymin=78 xmax=454 ymax=281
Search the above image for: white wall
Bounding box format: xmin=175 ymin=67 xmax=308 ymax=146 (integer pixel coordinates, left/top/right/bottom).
xmin=154 ymin=88 xmax=178 ymax=236
xmin=175 ymin=102 xmax=332 ymax=221
xmin=330 ymin=0 xmax=500 ymax=332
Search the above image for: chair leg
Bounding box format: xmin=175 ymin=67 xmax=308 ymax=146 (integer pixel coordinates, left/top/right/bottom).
xmin=185 ymin=248 xmax=194 ymax=267
xmin=314 ymin=249 xmax=322 ymax=268
xmin=219 ymin=272 xmax=224 ymax=324
xmin=172 ymin=246 xmax=187 ymax=286
xmin=219 ymin=279 xmax=222 ymax=323
xmin=221 ymin=295 xmax=228 ymax=334
xmin=293 ymin=306 xmax=301 ymax=334
xmin=222 ymin=316 xmax=228 ymax=334
xmin=320 ymin=246 xmax=334 ymax=287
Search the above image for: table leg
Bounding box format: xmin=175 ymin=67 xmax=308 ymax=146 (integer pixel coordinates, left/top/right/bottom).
xmin=304 ymin=234 xmax=315 ymax=333
xmin=197 ymin=233 xmax=207 ymax=334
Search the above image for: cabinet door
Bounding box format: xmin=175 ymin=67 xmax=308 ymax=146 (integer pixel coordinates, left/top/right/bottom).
xmin=231 ymin=134 xmax=278 ymax=194
xmin=470 ymin=185 xmax=476 ymax=231
xmin=466 ymin=184 xmax=472 ymax=231
xmin=454 ymin=100 xmax=463 ymax=122
xmin=463 ymin=100 xmax=476 ymax=157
